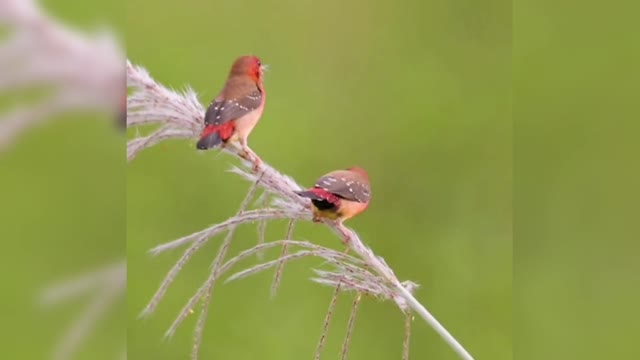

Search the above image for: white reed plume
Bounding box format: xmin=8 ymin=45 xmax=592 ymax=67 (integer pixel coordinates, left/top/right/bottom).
xmin=0 ymin=0 xmax=124 ymax=151
xmin=1 ymin=1 xmax=126 ymax=359
xmin=39 ymin=261 xmax=126 ymax=360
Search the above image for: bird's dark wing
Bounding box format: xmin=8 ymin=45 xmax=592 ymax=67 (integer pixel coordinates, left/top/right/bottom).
xmin=204 ymin=90 xmax=263 ymax=126
xmin=314 ymin=172 xmax=371 ymax=203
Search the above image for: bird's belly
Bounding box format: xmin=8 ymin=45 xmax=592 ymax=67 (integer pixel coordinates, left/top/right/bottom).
xmin=313 ymin=206 xmax=341 ymax=220
xmin=311 ymin=199 xmax=368 ymax=221
xmin=234 ymin=107 xmax=263 ymax=141
xmin=336 ymin=200 xmax=368 ymax=221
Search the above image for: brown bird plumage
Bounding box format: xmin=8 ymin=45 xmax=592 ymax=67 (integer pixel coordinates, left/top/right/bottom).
xmin=295 ymin=166 xmax=371 ymax=223
xmin=197 ymin=55 xmax=266 ymax=168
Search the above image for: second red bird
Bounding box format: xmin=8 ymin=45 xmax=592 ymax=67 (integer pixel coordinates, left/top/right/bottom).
xmin=296 ymin=167 xmax=371 ymax=223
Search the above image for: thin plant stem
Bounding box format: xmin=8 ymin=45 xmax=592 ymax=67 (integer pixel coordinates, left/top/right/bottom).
xmin=255 ymin=191 xmax=269 ymax=260
xmin=270 ymin=219 xmax=296 ymax=297
xmin=403 ymin=313 xmax=413 ymax=360
xmin=315 ymin=284 xmax=342 ymax=360
xmin=191 ymin=177 xmax=263 ymax=359
xmin=340 ymin=293 xmax=362 ymax=360
xmin=395 ymin=285 xmax=473 ymax=360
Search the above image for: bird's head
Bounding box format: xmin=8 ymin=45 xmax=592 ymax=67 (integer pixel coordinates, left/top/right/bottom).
xmin=347 ymin=166 xmax=369 ymax=181
xmin=230 ymin=55 xmax=267 ymax=83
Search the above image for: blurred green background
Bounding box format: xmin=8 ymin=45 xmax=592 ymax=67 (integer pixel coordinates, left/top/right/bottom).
xmin=127 ymin=0 xmax=511 ymax=359
xmin=514 ymin=0 xmax=640 ymax=359
xmin=0 ymin=0 xmax=124 ymax=359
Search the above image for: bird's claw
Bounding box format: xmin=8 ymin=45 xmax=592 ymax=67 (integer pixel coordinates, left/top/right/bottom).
xmin=238 ymin=146 xmax=262 ymax=173
xmin=251 ymin=157 xmax=263 ymax=173
xmin=237 ymin=148 xmax=249 ymax=161
xmin=335 ymin=222 xmax=351 ymax=243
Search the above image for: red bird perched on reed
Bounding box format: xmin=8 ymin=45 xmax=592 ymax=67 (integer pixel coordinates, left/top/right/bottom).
xmin=296 ymin=167 xmax=371 ymax=223
xmin=197 ymin=55 xmax=267 ymax=169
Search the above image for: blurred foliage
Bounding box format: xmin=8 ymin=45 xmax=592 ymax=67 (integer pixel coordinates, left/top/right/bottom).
xmin=0 ymin=0 xmax=124 ymax=359
xmin=127 ymin=0 xmax=510 ymax=359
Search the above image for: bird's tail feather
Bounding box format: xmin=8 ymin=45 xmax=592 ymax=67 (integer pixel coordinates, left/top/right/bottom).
xmin=197 ymin=124 xmax=224 ymax=150
xmin=197 ymin=122 xmax=236 ymax=150
xmin=295 ymin=190 xmax=324 ymax=201
xmin=196 ymin=132 xmax=221 ymax=150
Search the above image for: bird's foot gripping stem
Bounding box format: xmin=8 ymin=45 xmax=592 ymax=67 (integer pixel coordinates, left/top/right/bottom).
xmin=335 ymin=222 xmax=352 ymax=244
xmin=238 ymin=145 xmax=262 ymax=173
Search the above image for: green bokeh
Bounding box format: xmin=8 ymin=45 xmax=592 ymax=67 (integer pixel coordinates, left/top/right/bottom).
xmin=514 ymin=1 xmax=640 ymax=359
xmin=127 ymin=0 xmax=511 ymax=359
xmin=0 ymin=0 xmax=124 ymax=359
